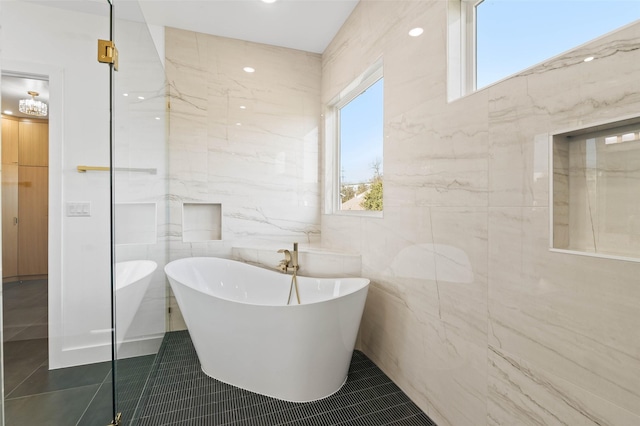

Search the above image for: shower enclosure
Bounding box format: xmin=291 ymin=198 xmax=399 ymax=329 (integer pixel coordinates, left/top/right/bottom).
xmin=0 ymin=0 xmax=167 ymax=424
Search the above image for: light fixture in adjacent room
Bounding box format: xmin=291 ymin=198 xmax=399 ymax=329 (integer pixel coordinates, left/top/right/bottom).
xmin=19 ymin=91 xmax=48 ymax=117
xmin=409 ymin=27 xmax=424 ymax=37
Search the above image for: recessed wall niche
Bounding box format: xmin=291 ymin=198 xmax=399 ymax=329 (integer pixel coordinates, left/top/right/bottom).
xmin=552 ymin=117 xmax=640 ymax=260
xmin=182 ymin=203 xmax=222 ymax=242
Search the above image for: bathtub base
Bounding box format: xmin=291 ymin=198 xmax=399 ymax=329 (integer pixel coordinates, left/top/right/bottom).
xmin=200 ymin=365 xmax=348 ymax=403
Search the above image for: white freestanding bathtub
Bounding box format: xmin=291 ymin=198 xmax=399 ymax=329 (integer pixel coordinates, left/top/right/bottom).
xmin=115 ymin=260 xmax=157 ymax=344
xmin=164 ymin=257 xmax=369 ymax=402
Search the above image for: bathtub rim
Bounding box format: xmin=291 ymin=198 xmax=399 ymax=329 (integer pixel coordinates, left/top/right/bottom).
xmin=164 ymin=256 xmax=369 ymax=308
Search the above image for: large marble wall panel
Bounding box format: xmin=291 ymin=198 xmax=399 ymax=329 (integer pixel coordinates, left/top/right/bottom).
xmin=488 ymin=207 xmax=640 ymax=417
xmin=488 ymin=346 xmax=640 ymax=425
xmin=322 ymin=1 xmax=640 ymax=425
xmin=166 ymin=28 xmax=322 ymax=329
xmin=167 ymin=27 xmax=321 ymax=253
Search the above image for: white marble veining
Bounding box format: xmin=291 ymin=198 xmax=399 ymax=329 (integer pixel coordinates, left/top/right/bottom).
xmin=167 ymin=28 xmax=321 ymax=249
xmin=166 ymin=28 xmax=322 ymax=330
xmin=321 ymin=1 xmax=640 ymax=425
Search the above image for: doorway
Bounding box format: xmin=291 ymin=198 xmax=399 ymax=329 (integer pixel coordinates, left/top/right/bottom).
xmin=1 ymin=74 xmax=111 ymax=425
xmin=1 ymin=73 xmax=52 ymax=416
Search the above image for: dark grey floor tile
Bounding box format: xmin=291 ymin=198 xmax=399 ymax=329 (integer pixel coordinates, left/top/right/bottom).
xmin=4 ymin=385 xmax=100 ymax=426
xmin=9 ymin=322 xmax=48 ymax=341
xmin=3 ymin=338 xmax=48 ymax=394
xmin=135 ymin=331 xmax=437 ymax=426
xmin=7 ymin=360 xmax=111 ymax=399
xmin=77 ymin=382 xmax=114 ymax=426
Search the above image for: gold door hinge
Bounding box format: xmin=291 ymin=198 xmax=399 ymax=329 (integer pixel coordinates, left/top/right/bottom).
xmin=108 ymin=412 xmax=122 ymax=426
xmin=98 ymin=39 xmax=119 ymax=71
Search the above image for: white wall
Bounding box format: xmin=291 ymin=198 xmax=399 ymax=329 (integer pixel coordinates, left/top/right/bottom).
xmin=2 ymin=2 xmax=167 ymax=368
xmin=321 ymin=2 xmax=640 ymax=425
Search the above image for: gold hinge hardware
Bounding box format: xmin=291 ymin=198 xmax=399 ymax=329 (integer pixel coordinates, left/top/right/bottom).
xmin=98 ymin=39 xmax=119 ymax=71
xmin=108 ymin=412 xmax=122 ymax=426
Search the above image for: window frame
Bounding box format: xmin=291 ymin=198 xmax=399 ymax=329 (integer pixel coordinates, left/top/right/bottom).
xmin=448 ymin=0 xmax=481 ymax=101
xmin=324 ymin=59 xmax=384 ymax=217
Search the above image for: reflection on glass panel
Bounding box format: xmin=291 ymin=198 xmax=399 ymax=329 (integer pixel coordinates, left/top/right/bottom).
xmin=113 ymin=0 xmax=167 ymax=424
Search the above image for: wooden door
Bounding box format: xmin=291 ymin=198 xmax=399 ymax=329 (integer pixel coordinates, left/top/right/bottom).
xmin=2 ymin=164 xmax=19 ymax=279
xmin=2 ymin=116 xmax=19 ymax=164
xmin=18 ymin=120 xmax=48 ymax=166
xmin=2 ymin=115 xmax=20 ymax=279
xmin=17 ymin=166 xmax=48 ymax=277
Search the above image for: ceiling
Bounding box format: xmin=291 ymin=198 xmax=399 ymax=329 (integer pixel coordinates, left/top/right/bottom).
xmin=1 ymin=0 xmax=359 ymax=121
xmin=138 ymin=0 xmax=359 ymax=54
xmin=1 ymin=75 xmax=49 ymax=120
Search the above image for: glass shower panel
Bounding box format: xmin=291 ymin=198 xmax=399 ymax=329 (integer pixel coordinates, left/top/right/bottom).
xmin=111 ymin=1 xmax=168 ymax=424
xmin=1 ymin=1 xmax=114 ymax=425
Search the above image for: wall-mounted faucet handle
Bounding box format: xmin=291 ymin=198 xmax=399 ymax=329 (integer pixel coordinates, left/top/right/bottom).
xmin=277 ymin=249 xmax=292 ymax=263
xmin=277 ymin=249 xmax=292 ymax=272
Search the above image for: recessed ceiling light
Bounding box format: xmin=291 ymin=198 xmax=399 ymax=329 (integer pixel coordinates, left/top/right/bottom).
xmin=409 ymin=27 xmax=424 ymax=37
xmin=240 ymin=105 xmax=246 ymax=109
xmin=138 ymin=96 xmax=145 ymax=100
xmin=236 ymin=122 xmax=242 ymax=126
xmin=262 ymin=0 xmax=277 ymax=3
xmin=3 ymin=110 xmax=13 ymax=115
xmin=243 ymin=67 xmax=255 ymax=73
xmin=155 ymin=117 xmax=161 ymax=120
xmin=584 ymin=56 xmax=594 ymax=62
xmin=123 ymin=93 xmax=129 ymax=97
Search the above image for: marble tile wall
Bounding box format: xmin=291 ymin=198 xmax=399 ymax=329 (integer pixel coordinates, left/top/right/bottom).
xmin=321 ymin=2 xmax=640 ymax=425
xmin=165 ymin=28 xmax=322 ymax=329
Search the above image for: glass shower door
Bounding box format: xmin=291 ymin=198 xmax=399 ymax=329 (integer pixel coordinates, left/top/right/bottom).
xmin=0 ymin=1 xmax=115 ymax=425
xmin=111 ymin=1 xmax=168 ymax=424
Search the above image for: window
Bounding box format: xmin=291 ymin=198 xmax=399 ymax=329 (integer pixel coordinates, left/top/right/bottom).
xmin=448 ymin=0 xmax=640 ymax=99
xmin=326 ymin=61 xmax=384 ymax=214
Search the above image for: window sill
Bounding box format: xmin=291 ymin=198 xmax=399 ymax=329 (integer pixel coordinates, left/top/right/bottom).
xmin=332 ymin=210 xmax=383 ymax=219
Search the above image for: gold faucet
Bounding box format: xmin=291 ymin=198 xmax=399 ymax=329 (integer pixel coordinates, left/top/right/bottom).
xmin=277 ymin=242 xmax=299 ymax=274
xmin=277 ymin=243 xmax=300 ymax=304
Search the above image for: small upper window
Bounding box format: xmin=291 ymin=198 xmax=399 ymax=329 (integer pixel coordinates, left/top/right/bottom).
xmin=476 ymin=0 xmax=640 ymax=89
xmin=448 ymin=0 xmax=640 ymax=99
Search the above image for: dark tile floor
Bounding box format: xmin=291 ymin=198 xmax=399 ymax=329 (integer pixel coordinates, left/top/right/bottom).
xmin=135 ymin=331 xmax=437 ymax=426
xmin=4 ymin=281 xmax=437 ymax=425
xmin=3 ymin=280 xmax=113 ymax=425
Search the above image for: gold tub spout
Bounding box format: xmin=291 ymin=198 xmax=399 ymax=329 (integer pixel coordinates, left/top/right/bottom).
xmin=277 ymin=243 xmax=300 ymax=304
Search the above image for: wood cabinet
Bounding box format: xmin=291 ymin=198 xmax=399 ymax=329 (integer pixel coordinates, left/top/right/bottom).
xmin=19 ymin=121 xmax=48 ymax=166
xmin=2 ymin=117 xmax=19 ymax=164
xmin=2 ymin=164 xmax=18 ymax=278
xmin=2 ymin=115 xmax=48 ymax=281
xmin=18 ymin=166 xmax=48 ymax=276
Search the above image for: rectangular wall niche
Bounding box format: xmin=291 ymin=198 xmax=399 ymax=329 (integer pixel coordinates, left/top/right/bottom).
xmin=183 ymin=203 xmax=222 ymax=242
xmin=115 ymin=203 xmax=157 ymax=245
xmin=552 ymin=117 xmax=640 ymax=260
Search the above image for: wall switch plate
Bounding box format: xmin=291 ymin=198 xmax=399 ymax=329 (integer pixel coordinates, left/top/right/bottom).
xmin=66 ymin=202 xmax=91 ymax=217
